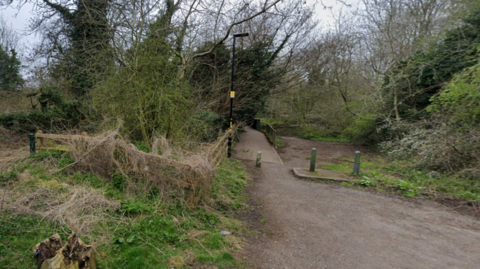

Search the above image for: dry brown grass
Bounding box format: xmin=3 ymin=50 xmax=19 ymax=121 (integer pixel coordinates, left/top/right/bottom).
xmin=59 ymin=127 xmax=229 ymax=207
xmin=5 ymin=180 xmax=120 ymax=245
xmin=0 ymin=90 xmax=35 ymax=114
xmin=0 ymin=124 xmax=231 ymax=247
xmin=0 ymin=127 xmax=29 ymax=170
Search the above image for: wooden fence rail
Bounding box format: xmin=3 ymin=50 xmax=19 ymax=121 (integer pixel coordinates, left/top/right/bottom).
xmin=264 ymin=124 xmax=277 ymax=148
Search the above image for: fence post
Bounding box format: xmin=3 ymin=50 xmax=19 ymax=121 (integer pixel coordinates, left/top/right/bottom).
xmin=256 ymin=151 xmax=262 ymax=168
xmin=353 ymin=151 xmax=361 ymax=175
xmin=310 ymin=148 xmax=317 ymax=172
xmin=273 ymin=128 xmax=277 ymax=148
xmin=29 ymin=133 xmax=36 ymax=154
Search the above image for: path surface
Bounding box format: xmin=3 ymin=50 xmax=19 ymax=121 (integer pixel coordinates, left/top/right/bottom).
xmin=236 ymin=131 xmax=480 ymax=269
xmin=234 ymin=127 xmax=283 ymax=165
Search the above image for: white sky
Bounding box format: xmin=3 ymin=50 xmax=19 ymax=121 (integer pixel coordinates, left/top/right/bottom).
xmin=0 ymin=0 xmax=359 ymax=57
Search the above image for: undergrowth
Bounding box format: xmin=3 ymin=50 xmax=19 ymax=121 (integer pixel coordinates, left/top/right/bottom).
xmin=325 ymin=156 xmax=480 ymax=202
xmin=260 ymin=119 xmax=351 ymax=143
xmin=0 ymin=150 xmax=249 ymax=268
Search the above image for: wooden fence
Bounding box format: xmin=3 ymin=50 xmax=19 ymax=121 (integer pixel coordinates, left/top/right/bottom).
xmin=264 ymin=124 xmax=277 ymax=148
xmin=34 ymin=130 xmax=90 ymax=152
xmin=33 ymin=127 xmax=237 ymax=166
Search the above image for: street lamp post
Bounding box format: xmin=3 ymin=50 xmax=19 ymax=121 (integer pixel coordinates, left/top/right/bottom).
xmin=228 ymin=32 xmax=249 ymax=158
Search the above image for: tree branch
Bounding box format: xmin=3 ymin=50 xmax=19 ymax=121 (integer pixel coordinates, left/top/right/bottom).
xmin=42 ymin=0 xmax=73 ymax=21
xmin=192 ymin=0 xmax=282 ymax=59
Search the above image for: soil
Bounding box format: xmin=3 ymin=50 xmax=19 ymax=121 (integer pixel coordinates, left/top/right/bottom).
xmin=239 ymin=135 xmax=480 ymax=269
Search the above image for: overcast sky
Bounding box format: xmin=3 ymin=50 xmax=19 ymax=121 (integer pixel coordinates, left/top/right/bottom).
xmin=0 ymin=0 xmax=359 ymax=53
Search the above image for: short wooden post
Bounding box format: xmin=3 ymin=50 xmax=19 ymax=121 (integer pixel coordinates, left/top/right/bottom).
xmin=36 ymin=130 xmax=44 ymax=149
xmin=256 ymin=151 xmax=262 ymax=168
xmin=353 ymin=151 xmax=361 ymax=175
xmin=29 ymin=133 xmax=36 ymax=154
xmin=310 ymin=148 xmax=317 ymax=172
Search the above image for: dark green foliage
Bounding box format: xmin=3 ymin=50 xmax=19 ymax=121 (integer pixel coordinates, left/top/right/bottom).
xmin=186 ymin=110 xmax=223 ymax=142
xmin=0 ymin=46 xmax=23 ymax=91
xmin=190 ymin=42 xmax=230 ymax=95
xmin=383 ymin=7 xmax=480 ymax=120
xmin=190 ymin=39 xmax=285 ymax=121
xmin=119 ymin=200 xmax=153 ymax=216
xmin=0 ymin=171 xmax=18 ymax=185
xmin=42 ymin=0 xmax=112 ymax=96
xmin=235 ymin=40 xmax=284 ymax=119
xmin=111 ymin=170 xmax=126 ymax=191
xmin=0 ymin=87 xmax=84 ymax=132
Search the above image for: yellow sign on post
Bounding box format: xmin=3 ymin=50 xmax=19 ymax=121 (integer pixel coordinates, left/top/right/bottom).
xmin=230 ymin=91 xmax=235 ymax=98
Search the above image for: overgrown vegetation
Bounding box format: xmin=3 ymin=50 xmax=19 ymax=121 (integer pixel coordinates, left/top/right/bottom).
xmin=324 ymin=156 xmax=480 ymax=203
xmin=0 ymin=149 xmax=249 ymax=268
xmin=3 ymin=0 xmax=480 ymax=265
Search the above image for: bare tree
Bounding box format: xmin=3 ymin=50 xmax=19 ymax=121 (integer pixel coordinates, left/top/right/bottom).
xmin=0 ymin=15 xmax=20 ymax=52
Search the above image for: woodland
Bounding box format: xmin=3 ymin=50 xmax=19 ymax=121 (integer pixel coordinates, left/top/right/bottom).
xmin=1 ymin=0 xmax=480 ymax=267
xmin=0 ymin=0 xmax=479 ymax=174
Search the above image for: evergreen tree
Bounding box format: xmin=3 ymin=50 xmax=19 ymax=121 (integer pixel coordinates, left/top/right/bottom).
xmin=0 ymin=46 xmax=23 ymax=91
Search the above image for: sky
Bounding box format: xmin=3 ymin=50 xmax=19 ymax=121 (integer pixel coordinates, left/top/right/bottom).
xmin=1 ymin=2 xmax=38 ymax=49
xmin=0 ymin=0 xmax=359 ymax=57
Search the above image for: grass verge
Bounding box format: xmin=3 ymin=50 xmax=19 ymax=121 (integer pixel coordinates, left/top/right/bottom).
xmin=324 ymin=156 xmax=480 ymax=203
xmin=0 ymin=150 xmax=249 ymax=268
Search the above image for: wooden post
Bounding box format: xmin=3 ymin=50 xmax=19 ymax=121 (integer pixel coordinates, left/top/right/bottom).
xmin=353 ymin=151 xmax=361 ymax=175
xmin=36 ymin=130 xmax=44 ymax=149
xmin=256 ymin=151 xmax=262 ymax=168
xmin=273 ymin=128 xmax=277 ymax=149
xmin=310 ymin=148 xmax=317 ymax=172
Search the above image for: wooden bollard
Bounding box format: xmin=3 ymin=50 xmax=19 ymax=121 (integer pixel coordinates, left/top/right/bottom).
xmin=310 ymin=148 xmax=317 ymax=172
xmin=36 ymin=130 xmax=44 ymax=149
xmin=256 ymin=151 xmax=262 ymax=168
xmin=353 ymin=151 xmax=361 ymax=175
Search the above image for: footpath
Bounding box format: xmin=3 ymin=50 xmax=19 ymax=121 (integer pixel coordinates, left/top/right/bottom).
xmin=235 ymin=127 xmax=480 ymax=269
xmin=233 ymin=126 xmax=283 ymax=164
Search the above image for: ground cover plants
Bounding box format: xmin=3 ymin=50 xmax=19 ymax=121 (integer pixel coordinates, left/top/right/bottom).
xmin=260 ymin=118 xmax=351 ymax=145
xmin=322 ymin=155 xmax=480 ymax=208
xmin=0 ymin=147 xmax=250 ymax=268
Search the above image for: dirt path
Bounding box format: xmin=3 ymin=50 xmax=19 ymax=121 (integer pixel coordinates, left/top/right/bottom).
xmin=237 ymin=134 xmax=480 ymax=269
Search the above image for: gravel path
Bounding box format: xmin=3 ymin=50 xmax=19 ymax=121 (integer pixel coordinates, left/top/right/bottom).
xmin=237 ymin=133 xmax=480 ymax=269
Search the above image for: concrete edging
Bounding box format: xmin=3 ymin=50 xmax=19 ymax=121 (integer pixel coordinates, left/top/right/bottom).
xmin=291 ymin=168 xmax=354 ymax=183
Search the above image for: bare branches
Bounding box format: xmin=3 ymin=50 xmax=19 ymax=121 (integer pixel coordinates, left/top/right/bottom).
xmin=192 ymin=0 xmax=282 ymax=59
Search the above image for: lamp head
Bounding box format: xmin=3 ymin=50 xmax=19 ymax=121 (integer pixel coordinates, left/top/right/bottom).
xmin=233 ymin=33 xmax=249 ymax=37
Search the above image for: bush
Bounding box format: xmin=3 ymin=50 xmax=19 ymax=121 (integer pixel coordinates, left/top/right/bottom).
xmin=380 ymin=120 xmax=480 ymax=172
xmin=0 ymin=87 xmax=84 ymax=132
xmin=342 ymin=114 xmax=380 ymax=143
xmin=186 ymin=109 xmax=223 ymax=142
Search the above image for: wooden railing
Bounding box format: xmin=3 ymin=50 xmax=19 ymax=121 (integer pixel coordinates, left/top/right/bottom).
xmin=33 ymin=131 xmax=90 ymax=152
xmin=264 ymin=124 xmax=277 ymax=148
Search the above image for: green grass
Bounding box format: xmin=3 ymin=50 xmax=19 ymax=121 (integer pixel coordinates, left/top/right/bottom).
xmin=328 ymin=156 xmax=480 ymax=202
xmin=299 ymin=131 xmax=351 ymax=142
xmin=275 ymin=138 xmax=283 ymax=148
xmin=259 ymin=118 xmax=289 ymax=126
xmin=0 ymin=214 xmax=64 ymax=269
xmin=0 ymin=151 xmax=250 ymax=268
